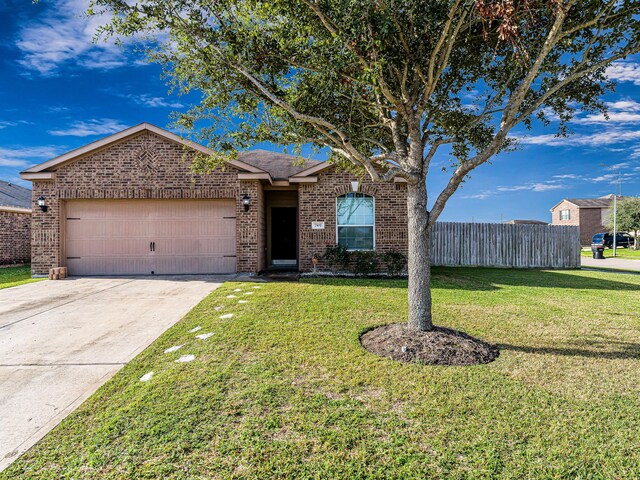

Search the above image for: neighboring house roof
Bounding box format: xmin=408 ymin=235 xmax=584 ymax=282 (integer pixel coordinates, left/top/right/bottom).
xmin=20 ymin=123 xmax=269 ymax=179
xmin=238 ymin=150 xmax=323 ymax=180
xmin=550 ymin=194 xmax=622 ymax=211
xmin=504 ymin=219 xmax=548 ymax=225
xmin=0 ymin=180 xmax=31 ymax=211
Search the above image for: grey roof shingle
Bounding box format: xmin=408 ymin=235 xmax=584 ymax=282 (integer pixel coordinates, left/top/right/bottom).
xmin=237 ymin=149 xmax=323 ymax=180
xmin=0 ymin=180 xmax=31 ymax=209
xmin=566 ymin=195 xmax=620 ymax=208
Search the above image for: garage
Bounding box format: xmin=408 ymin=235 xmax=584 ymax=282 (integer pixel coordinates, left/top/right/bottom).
xmin=64 ymin=199 xmax=236 ymax=275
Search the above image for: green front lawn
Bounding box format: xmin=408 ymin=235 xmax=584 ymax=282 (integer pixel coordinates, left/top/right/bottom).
xmin=4 ymin=269 xmax=640 ymax=478
xmin=0 ymin=265 xmax=42 ymax=290
xmin=582 ymin=247 xmax=640 ymax=260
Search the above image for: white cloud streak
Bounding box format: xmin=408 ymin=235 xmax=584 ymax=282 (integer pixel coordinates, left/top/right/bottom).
xmin=0 ymin=146 xmax=66 ymax=168
xmin=16 ymin=0 xmax=128 ymax=75
xmin=48 ymin=118 xmax=129 ymax=137
xmin=606 ymin=62 xmax=640 ymax=86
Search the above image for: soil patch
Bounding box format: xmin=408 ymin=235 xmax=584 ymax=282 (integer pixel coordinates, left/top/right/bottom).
xmin=361 ymin=323 xmax=499 ymax=366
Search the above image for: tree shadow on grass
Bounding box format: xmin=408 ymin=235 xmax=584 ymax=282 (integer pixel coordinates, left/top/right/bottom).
xmin=499 ymin=339 xmax=640 ymax=360
xmin=305 ymin=268 xmax=640 ymax=292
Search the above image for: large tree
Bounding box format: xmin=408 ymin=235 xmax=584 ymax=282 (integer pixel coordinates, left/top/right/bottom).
xmin=608 ymin=197 xmax=640 ymax=250
xmin=92 ymin=0 xmax=640 ymax=333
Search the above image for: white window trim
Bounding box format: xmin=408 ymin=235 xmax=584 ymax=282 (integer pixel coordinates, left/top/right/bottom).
xmin=560 ymin=209 xmax=570 ymax=220
xmin=336 ymin=193 xmax=376 ymax=251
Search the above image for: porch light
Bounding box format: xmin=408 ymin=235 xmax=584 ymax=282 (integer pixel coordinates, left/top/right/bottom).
xmin=37 ymin=195 xmax=48 ymax=212
xmin=351 ymin=181 xmax=359 ymax=192
xmin=242 ymin=193 xmax=251 ymax=212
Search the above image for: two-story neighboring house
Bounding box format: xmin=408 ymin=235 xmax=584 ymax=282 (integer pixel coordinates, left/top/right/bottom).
xmin=550 ymin=195 xmax=621 ymax=246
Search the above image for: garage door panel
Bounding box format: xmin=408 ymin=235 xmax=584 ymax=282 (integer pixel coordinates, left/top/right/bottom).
xmin=154 ymin=237 xmax=236 ymax=255
xmin=67 ymin=256 xmax=153 ymax=276
xmin=154 ymin=256 xmax=236 ymax=275
xmin=65 ymin=200 xmax=237 ymax=275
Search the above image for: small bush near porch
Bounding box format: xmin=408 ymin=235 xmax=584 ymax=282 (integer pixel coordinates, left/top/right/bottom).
xmin=4 ymin=269 xmax=640 ymax=478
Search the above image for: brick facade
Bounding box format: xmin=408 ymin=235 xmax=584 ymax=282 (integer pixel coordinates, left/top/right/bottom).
xmin=298 ymin=169 xmax=408 ymax=271
xmin=0 ymin=209 xmax=31 ymax=265
xmin=551 ymin=200 xmax=606 ymax=245
xmin=30 ymin=131 xmax=261 ymax=275
xmin=28 ymin=128 xmax=408 ymax=276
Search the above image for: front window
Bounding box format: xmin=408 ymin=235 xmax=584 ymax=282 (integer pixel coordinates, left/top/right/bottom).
xmin=337 ymin=193 xmax=374 ymax=250
xmin=560 ymin=209 xmax=570 ymax=220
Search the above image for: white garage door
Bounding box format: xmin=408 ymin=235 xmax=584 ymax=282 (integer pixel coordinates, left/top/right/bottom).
xmin=64 ymin=199 xmax=236 ymax=275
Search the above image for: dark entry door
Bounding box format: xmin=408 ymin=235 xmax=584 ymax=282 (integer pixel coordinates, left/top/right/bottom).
xmin=271 ymin=207 xmax=297 ymax=265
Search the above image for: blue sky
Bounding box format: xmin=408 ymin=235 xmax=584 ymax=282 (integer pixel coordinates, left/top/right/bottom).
xmin=1 ymin=0 xmax=639 ymax=223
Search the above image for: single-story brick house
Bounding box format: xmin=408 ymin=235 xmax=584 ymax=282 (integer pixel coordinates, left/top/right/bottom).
xmin=0 ymin=180 xmax=31 ymax=265
xmin=550 ymin=195 xmax=620 ymax=246
xmin=20 ymin=123 xmax=408 ymax=276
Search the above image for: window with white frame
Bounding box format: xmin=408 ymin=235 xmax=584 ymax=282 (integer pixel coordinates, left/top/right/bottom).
xmin=336 ymin=192 xmax=375 ymax=250
xmin=560 ymin=209 xmax=570 ymax=220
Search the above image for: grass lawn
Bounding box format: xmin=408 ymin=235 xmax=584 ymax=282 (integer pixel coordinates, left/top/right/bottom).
xmin=0 ymin=265 xmax=42 ymax=290
xmin=582 ymin=247 xmax=640 ymax=260
xmin=3 ymin=268 xmax=640 ymax=478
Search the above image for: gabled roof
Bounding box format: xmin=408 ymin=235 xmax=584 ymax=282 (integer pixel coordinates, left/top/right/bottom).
xmin=551 ymin=194 xmax=622 ymax=211
xmin=238 ymin=149 xmax=323 ymax=180
xmin=504 ymin=219 xmax=548 ymax=225
xmin=0 ymin=180 xmax=31 ymax=210
xmin=20 ymin=123 xmax=268 ymax=178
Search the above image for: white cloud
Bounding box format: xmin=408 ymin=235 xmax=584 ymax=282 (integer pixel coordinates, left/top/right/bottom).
xmin=16 ymin=0 xmax=128 ymax=75
xmin=606 ymin=62 xmax=640 ymax=86
xmin=48 ymin=118 xmax=129 ymax=137
xmin=127 ymin=94 xmax=184 ymax=109
xmin=606 ymin=100 xmax=640 ymax=112
xmin=575 ymin=112 xmax=640 ymax=125
xmin=590 ymin=172 xmax=637 ymax=183
xmin=518 ymin=129 xmax=640 ymax=147
xmin=553 ymin=174 xmax=582 ymax=180
xmin=496 ymin=182 xmax=565 ymax=193
xmin=460 ymin=193 xmax=492 ymax=200
xmin=0 ymin=120 xmax=31 ymax=129
xmin=0 ymin=146 xmax=66 ymax=168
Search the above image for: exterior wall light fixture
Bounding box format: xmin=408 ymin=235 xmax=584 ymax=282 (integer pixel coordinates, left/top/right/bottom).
xmin=242 ymin=193 xmax=251 ymax=212
xmin=37 ymin=196 xmax=48 ymax=212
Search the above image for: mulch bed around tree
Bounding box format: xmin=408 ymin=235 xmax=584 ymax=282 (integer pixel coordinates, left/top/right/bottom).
xmin=360 ymin=323 xmax=499 ymax=366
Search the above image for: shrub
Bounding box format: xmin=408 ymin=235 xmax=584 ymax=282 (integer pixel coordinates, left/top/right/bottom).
xmin=352 ymin=250 xmax=379 ymax=276
xmin=322 ymin=244 xmax=351 ymax=272
xmin=382 ymin=250 xmax=407 ymax=276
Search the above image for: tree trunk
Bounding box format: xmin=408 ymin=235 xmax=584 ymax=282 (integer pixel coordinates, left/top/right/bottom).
xmin=406 ymin=180 xmax=433 ymax=332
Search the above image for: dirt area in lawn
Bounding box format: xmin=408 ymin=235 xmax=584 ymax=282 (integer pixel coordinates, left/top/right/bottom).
xmin=361 ymin=323 xmax=499 ymax=366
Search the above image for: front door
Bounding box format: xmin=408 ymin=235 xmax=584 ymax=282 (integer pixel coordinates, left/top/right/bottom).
xmin=270 ymin=207 xmax=297 ymax=266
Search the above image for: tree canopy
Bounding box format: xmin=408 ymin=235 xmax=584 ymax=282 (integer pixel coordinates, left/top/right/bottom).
xmin=91 ymin=0 xmax=640 ymax=225
xmin=608 ymin=197 xmax=640 ymax=249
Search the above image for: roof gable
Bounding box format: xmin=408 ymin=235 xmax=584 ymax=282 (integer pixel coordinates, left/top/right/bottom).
xmin=238 ymin=149 xmax=323 ymax=180
xmin=21 ymin=123 xmax=268 ymax=176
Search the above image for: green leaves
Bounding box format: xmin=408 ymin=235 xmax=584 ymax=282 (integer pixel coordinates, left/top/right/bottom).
xmin=90 ymin=0 xmax=640 ymax=201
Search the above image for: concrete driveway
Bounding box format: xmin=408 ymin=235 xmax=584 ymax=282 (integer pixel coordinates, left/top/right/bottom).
xmin=0 ymin=275 xmax=227 ymax=471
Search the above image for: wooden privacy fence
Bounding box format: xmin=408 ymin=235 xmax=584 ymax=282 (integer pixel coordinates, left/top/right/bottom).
xmin=430 ymin=222 xmax=581 ymax=268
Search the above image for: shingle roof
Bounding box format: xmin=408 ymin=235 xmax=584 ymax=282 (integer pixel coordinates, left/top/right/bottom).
xmin=237 ymin=149 xmax=324 ymax=180
xmin=0 ymin=180 xmax=31 ymax=209
xmin=504 ymin=219 xmax=548 ymax=225
xmin=565 ymin=194 xmax=621 ymax=208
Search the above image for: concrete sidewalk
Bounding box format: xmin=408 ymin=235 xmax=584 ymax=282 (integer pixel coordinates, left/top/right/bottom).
xmin=0 ymin=275 xmax=227 ymax=471
xmin=581 ymin=256 xmax=640 ymax=272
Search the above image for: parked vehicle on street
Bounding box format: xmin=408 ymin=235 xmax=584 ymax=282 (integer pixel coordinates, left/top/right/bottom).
xmin=591 ymin=232 xmax=634 ymax=248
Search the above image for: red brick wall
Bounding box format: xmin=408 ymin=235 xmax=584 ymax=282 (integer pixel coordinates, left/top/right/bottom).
xmin=551 ymin=200 xmax=606 ymax=245
xmin=578 ymin=208 xmax=607 ymax=246
xmin=0 ymin=210 xmax=31 ymax=265
xmin=30 ymin=131 xmax=261 ymax=275
xmin=298 ymin=168 xmax=408 ymax=271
